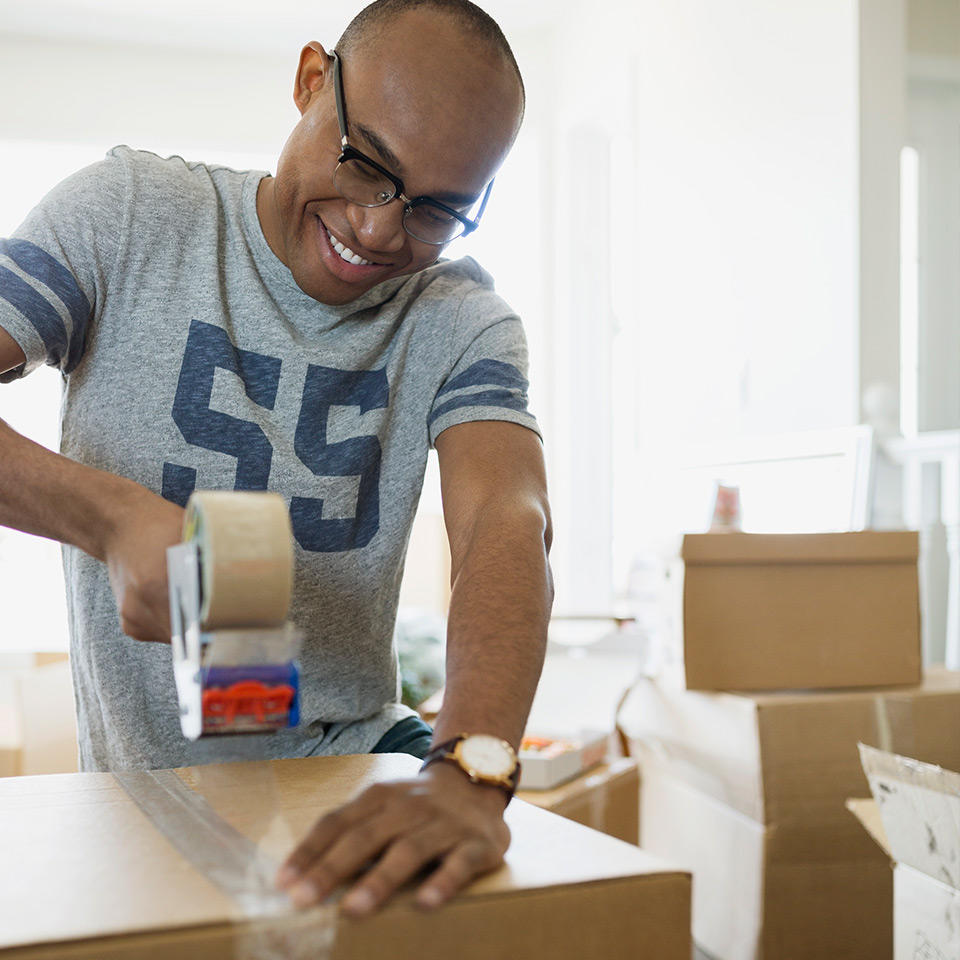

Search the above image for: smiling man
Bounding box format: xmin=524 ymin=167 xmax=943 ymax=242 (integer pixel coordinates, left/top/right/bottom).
xmin=0 ymin=0 xmax=552 ymax=919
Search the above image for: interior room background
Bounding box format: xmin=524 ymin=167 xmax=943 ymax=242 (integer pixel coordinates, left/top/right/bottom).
xmin=1 ymin=0 xmax=957 ymax=664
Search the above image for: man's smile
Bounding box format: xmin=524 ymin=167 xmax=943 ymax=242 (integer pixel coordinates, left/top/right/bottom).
xmin=315 ymin=215 xmax=395 ymax=283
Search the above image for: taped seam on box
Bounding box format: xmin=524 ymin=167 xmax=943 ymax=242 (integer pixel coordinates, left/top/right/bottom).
xmin=115 ymin=769 xmax=289 ymax=917
xmin=114 ymin=769 xmax=338 ymax=960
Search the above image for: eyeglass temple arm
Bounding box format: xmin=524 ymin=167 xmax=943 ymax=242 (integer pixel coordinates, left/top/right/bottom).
xmin=472 ymin=178 xmax=495 ymax=226
xmin=330 ymin=51 xmax=349 ymax=149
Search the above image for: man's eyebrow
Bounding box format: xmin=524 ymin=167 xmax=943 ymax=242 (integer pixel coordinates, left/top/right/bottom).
xmin=352 ymin=122 xmax=482 ymax=208
xmin=354 ymin=122 xmax=405 ymax=178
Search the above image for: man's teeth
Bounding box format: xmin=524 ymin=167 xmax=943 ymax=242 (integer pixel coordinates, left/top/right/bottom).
xmin=326 ymin=227 xmax=373 ymax=266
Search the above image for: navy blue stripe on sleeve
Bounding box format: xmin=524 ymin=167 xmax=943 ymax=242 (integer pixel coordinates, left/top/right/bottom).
xmin=428 ymin=388 xmax=530 ymax=427
xmin=0 ymin=264 xmax=69 ymax=367
xmin=0 ymin=239 xmax=91 ymax=373
xmin=436 ymin=359 xmax=528 ymax=398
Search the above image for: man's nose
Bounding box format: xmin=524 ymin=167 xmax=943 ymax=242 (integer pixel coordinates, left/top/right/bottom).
xmin=346 ymin=200 xmax=407 ymax=255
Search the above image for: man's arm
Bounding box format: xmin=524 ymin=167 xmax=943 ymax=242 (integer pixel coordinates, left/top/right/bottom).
xmin=276 ymin=419 xmax=553 ymax=916
xmin=432 ymin=419 xmax=553 ymax=747
xmin=0 ymin=326 xmax=182 ymax=640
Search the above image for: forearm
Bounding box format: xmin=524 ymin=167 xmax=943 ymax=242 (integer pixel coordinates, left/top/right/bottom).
xmin=432 ymin=502 xmax=553 ymax=749
xmin=0 ymin=417 xmax=140 ymax=559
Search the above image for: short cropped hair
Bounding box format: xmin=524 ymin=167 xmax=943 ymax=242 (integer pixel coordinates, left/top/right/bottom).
xmin=336 ymin=0 xmax=525 ymax=108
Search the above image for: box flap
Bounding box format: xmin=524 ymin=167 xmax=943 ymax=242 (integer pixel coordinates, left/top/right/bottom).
xmin=845 ymin=798 xmax=892 ymax=857
xmin=859 ymin=743 xmax=960 ymax=890
xmin=681 ymin=531 xmax=919 ymax=565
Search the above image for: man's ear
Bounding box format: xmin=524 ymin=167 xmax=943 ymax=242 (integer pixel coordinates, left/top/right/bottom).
xmin=293 ymin=41 xmax=332 ymax=116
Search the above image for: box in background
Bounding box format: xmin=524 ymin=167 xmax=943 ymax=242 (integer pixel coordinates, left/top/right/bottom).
xmin=0 ymin=654 xmax=77 ymax=777
xmin=682 ymin=531 xmax=921 ymax=690
xmin=643 ymin=763 xmax=892 ymax=960
xmin=620 ymin=668 xmax=960 ymax=959
xmin=518 ymin=759 xmax=640 ymax=845
xmin=0 ymin=754 xmax=690 ymax=960
xmin=850 ymin=745 xmax=960 ymax=960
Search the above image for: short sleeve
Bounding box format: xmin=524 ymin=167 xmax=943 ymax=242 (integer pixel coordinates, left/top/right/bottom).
xmin=428 ymin=287 xmax=541 ymax=447
xmin=0 ymin=150 xmax=127 ymax=383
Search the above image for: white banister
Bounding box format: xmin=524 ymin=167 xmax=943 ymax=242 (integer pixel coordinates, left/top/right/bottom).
xmin=881 ymin=430 xmax=960 ymax=668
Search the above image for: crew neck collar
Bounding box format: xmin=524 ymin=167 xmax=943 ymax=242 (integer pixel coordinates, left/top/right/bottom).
xmin=240 ymin=171 xmax=410 ymax=319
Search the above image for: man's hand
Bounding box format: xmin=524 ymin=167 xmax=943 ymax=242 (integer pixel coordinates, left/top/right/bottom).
xmin=104 ymin=487 xmax=184 ymax=643
xmin=276 ymin=762 xmax=511 ymax=916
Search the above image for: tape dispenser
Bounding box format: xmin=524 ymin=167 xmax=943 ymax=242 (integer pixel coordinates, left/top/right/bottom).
xmin=166 ymin=491 xmax=302 ymax=740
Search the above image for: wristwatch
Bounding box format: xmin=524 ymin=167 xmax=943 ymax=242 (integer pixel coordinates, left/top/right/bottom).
xmin=421 ymin=733 xmax=521 ymax=800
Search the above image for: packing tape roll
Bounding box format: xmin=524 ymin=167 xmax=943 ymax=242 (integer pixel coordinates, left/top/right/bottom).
xmin=184 ymin=491 xmax=294 ymax=630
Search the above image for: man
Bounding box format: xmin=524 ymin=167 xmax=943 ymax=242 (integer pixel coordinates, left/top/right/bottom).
xmin=0 ymin=0 xmax=552 ymax=918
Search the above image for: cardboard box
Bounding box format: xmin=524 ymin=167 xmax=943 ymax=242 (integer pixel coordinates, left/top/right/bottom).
xmin=518 ymin=759 xmax=640 ymax=845
xmin=850 ymin=745 xmax=960 ymax=960
xmin=643 ymin=762 xmax=893 ymax=960
xmin=621 ymin=666 xmax=960 ymax=828
xmin=682 ymin=531 xmax=921 ymax=690
xmin=0 ymin=657 xmax=78 ymax=777
xmin=0 ymin=754 xmax=690 ymax=959
xmin=621 ymin=669 xmax=960 ymax=959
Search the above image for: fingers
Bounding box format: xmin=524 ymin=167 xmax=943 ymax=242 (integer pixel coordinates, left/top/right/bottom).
xmin=118 ymin=599 xmax=170 ymax=643
xmin=278 ymin=776 xmax=511 ymax=917
xmin=416 ymin=839 xmax=503 ymax=910
xmin=289 ymin=820 xmax=505 ymax=918
xmin=112 ymin=565 xmax=172 ymax=642
xmin=276 ymin=785 xmax=396 ymax=890
xmin=339 ymin=823 xmax=463 ymax=917
xmin=282 ymin=805 xmax=432 ymax=908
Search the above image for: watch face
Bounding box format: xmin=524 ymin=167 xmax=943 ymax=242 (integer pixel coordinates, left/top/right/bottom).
xmin=459 ymin=735 xmax=516 ymax=778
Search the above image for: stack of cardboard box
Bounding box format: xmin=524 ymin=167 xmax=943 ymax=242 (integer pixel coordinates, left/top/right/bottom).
xmin=621 ymin=531 xmax=960 ymax=960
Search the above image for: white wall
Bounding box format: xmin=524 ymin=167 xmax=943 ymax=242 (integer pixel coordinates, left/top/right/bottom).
xmin=536 ymin=0 xmax=904 ymax=605
xmin=585 ymin=0 xmax=904 ymax=570
xmin=631 ymin=0 xmax=863 ymax=444
xmin=0 ymin=34 xmax=295 ymax=154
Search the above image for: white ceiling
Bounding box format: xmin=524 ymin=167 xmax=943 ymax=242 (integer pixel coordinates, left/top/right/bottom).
xmin=0 ymin=0 xmax=568 ymax=55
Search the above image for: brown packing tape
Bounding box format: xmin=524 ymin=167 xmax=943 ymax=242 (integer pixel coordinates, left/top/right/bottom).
xmin=184 ymin=491 xmax=294 ymax=630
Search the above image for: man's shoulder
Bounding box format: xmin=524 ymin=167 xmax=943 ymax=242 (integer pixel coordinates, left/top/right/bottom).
xmin=396 ymin=256 xmax=506 ymax=318
xmin=416 ymin=256 xmax=495 ymax=293
xmin=105 ymin=145 xmax=252 ymax=207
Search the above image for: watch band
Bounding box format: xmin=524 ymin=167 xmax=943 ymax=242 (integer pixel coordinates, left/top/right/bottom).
xmin=421 ymin=734 xmax=521 ymax=800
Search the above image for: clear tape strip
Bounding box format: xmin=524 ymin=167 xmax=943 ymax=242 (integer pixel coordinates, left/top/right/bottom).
xmin=114 ymin=769 xmax=286 ymax=916
xmin=872 ymin=693 xmax=894 ymax=754
xmin=114 ymin=768 xmax=337 ymax=959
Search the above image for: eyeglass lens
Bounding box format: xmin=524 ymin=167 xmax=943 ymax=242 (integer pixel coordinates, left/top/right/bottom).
xmin=334 ymin=157 xmax=465 ymax=244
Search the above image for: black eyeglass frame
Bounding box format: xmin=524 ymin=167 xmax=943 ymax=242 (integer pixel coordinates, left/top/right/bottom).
xmin=330 ymin=51 xmax=494 ymax=244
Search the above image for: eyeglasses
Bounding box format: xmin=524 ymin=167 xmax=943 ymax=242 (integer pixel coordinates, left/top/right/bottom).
xmin=330 ymin=51 xmax=494 ymax=245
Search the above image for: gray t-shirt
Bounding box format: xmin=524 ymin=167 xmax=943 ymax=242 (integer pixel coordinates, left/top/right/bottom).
xmin=0 ymin=146 xmax=539 ymax=772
